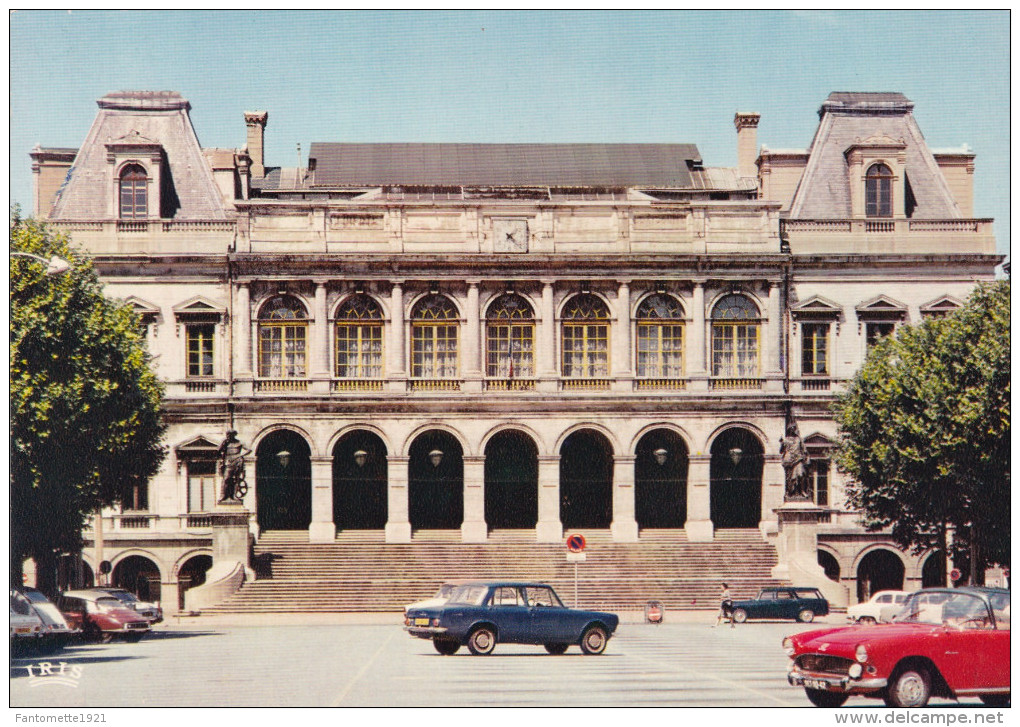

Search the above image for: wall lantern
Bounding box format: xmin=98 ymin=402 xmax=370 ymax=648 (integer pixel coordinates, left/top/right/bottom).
xmin=728 ymin=447 xmax=743 ymax=467
xmin=653 ymin=448 xmax=668 ymax=466
xmin=353 ymin=450 xmax=368 ymax=468
xmin=429 ymin=449 xmax=444 ymax=468
xmin=277 ymin=450 xmax=292 ymax=469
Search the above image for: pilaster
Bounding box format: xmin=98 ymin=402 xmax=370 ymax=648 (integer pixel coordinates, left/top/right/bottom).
xmin=385 ymin=455 xmax=411 ymax=542
xmin=536 ymin=455 xmax=562 ymax=542
xmin=461 ymin=455 xmax=487 ymax=542
xmin=610 ymin=455 xmax=638 ymax=542
xmin=685 ymin=454 xmax=713 ymax=541
xmin=308 ymin=456 xmax=335 ymax=542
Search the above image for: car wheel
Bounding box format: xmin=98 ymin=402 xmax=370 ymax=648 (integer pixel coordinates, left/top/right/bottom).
xmin=467 ymin=627 xmax=496 ymax=656
xmin=798 ymin=609 xmax=816 ymax=623
xmin=980 ymin=694 xmax=1010 ymax=707
xmin=433 ymin=639 xmax=460 ymax=655
xmin=544 ymin=643 xmax=569 ymax=655
xmin=731 ymin=608 xmax=748 ymax=624
xmin=579 ymin=625 xmax=608 ymax=655
xmin=884 ymin=667 xmax=932 ymax=708
xmin=805 ymin=688 xmax=849 ymax=708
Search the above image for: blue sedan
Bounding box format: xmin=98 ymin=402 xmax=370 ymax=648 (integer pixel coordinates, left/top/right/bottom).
xmin=404 ymin=581 xmax=619 ymax=656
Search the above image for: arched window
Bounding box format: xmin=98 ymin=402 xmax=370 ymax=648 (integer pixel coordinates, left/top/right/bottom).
xmin=258 ymin=295 xmax=308 ymax=378
xmin=119 ymin=164 xmax=148 ymax=219
xmin=636 ymin=293 xmax=685 ymax=379
xmin=711 ymin=294 xmax=760 ymax=378
xmin=486 ymin=294 xmax=535 ymax=380
xmin=561 ymin=294 xmax=610 ymax=378
xmin=334 ymin=295 xmax=383 ymax=379
xmin=411 ymin=294 xmax=459 ymax=379
xmin=865 ymin=163 xmax=893 ymax=218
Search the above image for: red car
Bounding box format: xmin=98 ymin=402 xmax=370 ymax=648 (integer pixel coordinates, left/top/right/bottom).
xmin=57 ymin=590 xmax=150 ymax=643
xmin=785 ymin=587 xmax=1010 ymax=707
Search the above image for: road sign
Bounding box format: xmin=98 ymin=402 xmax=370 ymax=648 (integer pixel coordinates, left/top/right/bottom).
xmin=566 ymin=534 xmax=586 ymax=553
xmin=99 ymin=560 xmax=112 ymax=575
xmin=950 ymin=568 xmax=962 ymax=581
xmin=566 ymin=552 xmax=587 ymax=563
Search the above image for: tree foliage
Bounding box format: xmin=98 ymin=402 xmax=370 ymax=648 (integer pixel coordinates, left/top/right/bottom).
xmin=833 ymin=281 xmax=1010 ymax=574
xmin=10 ymin=211 xmax=166 ymax=588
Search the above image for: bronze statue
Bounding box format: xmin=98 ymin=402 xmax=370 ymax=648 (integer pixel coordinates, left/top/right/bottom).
xmin=780 ymin=422 xmax=810 ymax=501
xmin=218 ymin=429 xmax=251 ymax=502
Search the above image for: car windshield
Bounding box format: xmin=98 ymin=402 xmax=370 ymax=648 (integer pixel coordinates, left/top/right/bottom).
xmin=21 ymin=590 xmax=50 ymax=604
xmin=93 ymin=597 xmax=124 ymax=612
xmin=436 ymin=584 xmax=457 ymax=598
xmin=897 ymin=592 xmax=995 ymax=629
xmin=446 ymin=585 xmax=489 ymax=605
xmin=108 ymin=590 xmax=138 ymax=603
xmin=10 ymin=591 xmax=34 ymax=616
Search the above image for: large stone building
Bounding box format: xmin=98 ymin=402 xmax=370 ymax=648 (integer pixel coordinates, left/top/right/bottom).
xmin=31 ymin=91 xmax=999 ymax=613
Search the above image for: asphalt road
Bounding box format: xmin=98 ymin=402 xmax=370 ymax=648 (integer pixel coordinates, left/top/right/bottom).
xmin=9 ymin=618 xmax=990 ymax=708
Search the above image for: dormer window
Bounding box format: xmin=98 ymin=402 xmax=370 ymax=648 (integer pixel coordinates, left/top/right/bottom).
xmin=865 ymin=163 xmax=893 ymax=217
xmin=119 ymin=164 xmax=148 ymax=219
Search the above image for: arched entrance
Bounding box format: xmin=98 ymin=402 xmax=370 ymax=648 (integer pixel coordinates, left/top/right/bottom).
xmin=332 ymin=431 xmax=388 ymax=530
xmin=111 ymin=555 xmax=161 ymax=602
xmin=408 ymin=431 xmax=463 ymax=529
xmin=818 ymin=551 xmax=841 ymax=582
xmin=560 ymin=429 xmax=613 ymax=529
xmin=709 ymin=428 xmax=763 ymax=528
xmin=256 ymin=429 xmax=312 ymax=531
xmin=921 ymin=551 xmax=946 ymax=588
xmin=177 ymin=555 xmax=212 ymax=610
xmin=856 ymin=548 xmax=905 ymax=601
xmin=484 ymin=430 xmax=538 ymax=529
xmin=634 ymin=429 xmax=688 ymax=529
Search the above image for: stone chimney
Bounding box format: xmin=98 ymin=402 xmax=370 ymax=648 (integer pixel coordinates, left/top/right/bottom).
xmin=734 ymin=112 xmax=761 ymax=179
xmin=244 ymin=111 xmax=268 ymax=178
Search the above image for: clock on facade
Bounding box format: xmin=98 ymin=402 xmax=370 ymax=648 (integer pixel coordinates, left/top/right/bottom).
xmin=493 ymin=219 xmax=529 ymax=253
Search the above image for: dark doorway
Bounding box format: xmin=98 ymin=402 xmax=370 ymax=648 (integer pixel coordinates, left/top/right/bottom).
xmin=256 ymin=430 xmax=312 ymax=531
xmin=818 ymin=550 xmax=841 ymax=582
xmin=177 ymin=555 xmax=212 ymax=610
xmin=635 ymin=429 xmax=688 ymax=529
xmin=111 ymin=555 xmax=161 ymax=602
xmin=408 ymin=431 xmax=463 ymax=529
xmin=484 ymin=431 xmax=538 ymax=529
xmin=333 ymin=431 xmax=388 ymax=530
xmin=709 ymin=428 xmax=763 ymax=528
xmin=921 ymin=551 xmax=946 ymax=588
xmin=560 ymin=430 xmax=613 ymax=529
xmin=856 ymin=549 xmax=905 ymax=601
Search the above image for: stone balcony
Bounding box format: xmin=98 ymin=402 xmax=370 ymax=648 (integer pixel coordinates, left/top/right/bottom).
xmin=781 ymin=218 xmax=996 ymax=255
xmin=48 ymin=219 xmax=236 ymax=254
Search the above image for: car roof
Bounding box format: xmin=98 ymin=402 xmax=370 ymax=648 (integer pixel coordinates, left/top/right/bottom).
xmin=913 ymin=586 xmax=1009 ymax=596
xmin=61 ymin=589 xmax=123 ymax=601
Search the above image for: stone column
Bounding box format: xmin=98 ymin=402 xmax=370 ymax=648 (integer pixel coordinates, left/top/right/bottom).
xmin=464 ymin=281 xmax=482 ymax=390
xmin=613 ymin=281 xmax=632 ymax=389
xmin=760 ymin=455 xmax=785 ymax=536
xmin=235 ymin=282 xmax=252 ymax=377
xmin=389 ymin=282 xmax=406 ymax=388
xmin=536 ymin=455 xmax=562 ymax=542
xmin=689 ymin=281 xmax=707 ymax=390
xmin=610 ymin=455 xmax=638 ymax=542
xmin=461 ymin=455 xmax=487 ymax=542
xmin=540 ymin=280 xmax=557 ymax=375
xmin=685 ymin=454 xmax=713 ymax=541
xmin=311 ymin=281 xmax=330 ymax=379
xmin=308 ymin=456 xmax=336 ymax=542
xmin=385 ymin=455 xmax=411 ymax=542
xmin=765 ymin=281 xmax=782 ymax=388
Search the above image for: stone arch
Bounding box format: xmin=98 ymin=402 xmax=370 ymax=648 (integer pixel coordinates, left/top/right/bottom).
xmin=482 ymin=290 xmax=539 ymax=319
xmin=559 ymin=428 xmax=614 ymax=529
xmin=110 ymin=553 xmax=163 ymax=602
xmin=407 ymin=428 xmax=464 ymax=530
xmin=633 ymin=427 xmax=689 ymax=529
xmin=332 ymin=429 xmax=389 ymax=530
xmin=706 ymin=289 xmax=765 ymax=317
xmin=326 ymin=423 xmax=394 ymax=459
xmin=704 ymin=421 xmax=768 ymax=456
xmin=253 ymin=423 xmax=319 ymax=457
xmin=920 ymin=550 xmax=947 ymax=588
xmin=479 ymin=422 xmax=548 ymax=457
xmin=554 ymin=422 xmax=621 ymax=456
xmin=402 ymin=422 xmax=471 ymax=458
xmin=816 ymin=546 xmax=841 ymax=582
xmin=484 ymin=429 xmax=539 ymax=530
xmin=556 ymin=291 xmax=614 ymax=319
xmin=174 ymin=552 xmax=214 ymax=610
xmin=853 ymin=546 xmax=907 ymax=601
xmin=709 ymin=425 xmax=764 ymax=528
xmin=330 ymin=291 xmax=387 ymax=320
xmin=171 ymin=548 xmax=215 ymax=580
xmin=629 ymin=422 xmax=693 ymax=457
xmin=255 ymin=427 xmax=313 ymax=531
xmin=407 ymin=291 xmax=464 ymax=319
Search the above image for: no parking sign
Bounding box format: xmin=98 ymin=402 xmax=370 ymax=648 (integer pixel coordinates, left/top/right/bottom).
xmin=566 ymin=534 xmax=586 ymax=553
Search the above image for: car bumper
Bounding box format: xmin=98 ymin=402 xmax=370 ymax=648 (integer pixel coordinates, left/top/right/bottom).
xmin=788 ymin=668 xmax=887 ymax=693
xmin=403 ymin=625 xmax=449 ymax=639
xmin=106 ymin=625 xmax=150 ymax=634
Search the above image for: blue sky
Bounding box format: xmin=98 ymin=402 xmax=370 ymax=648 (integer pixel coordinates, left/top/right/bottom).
xmin=9 ymin=10 xmax=1010 ymax=254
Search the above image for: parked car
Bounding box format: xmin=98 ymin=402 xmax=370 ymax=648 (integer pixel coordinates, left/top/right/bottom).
xmin=403 ymin=580 xmax=471 ymax=614
xmin=10 ymin=589 xmax=45 ymax=654
xmin=20 ymin=587 xmax=78 ymax=653
xmin=57 ymin=590 xmax=150 ymax=643
xmin=95 ymin=587 xmax=163 ymax=623
xmin=729 ymin=587 xmax=830 ymax=623
xmin=846 ymin=590 xmax=909 ymax=624
xmin=404 ymin=581 xmax=619 ymax=656
xmin=785 ymin=587 xmax=1010 ymax=707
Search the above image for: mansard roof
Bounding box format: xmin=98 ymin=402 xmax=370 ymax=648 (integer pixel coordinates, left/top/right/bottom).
xmin=50 ymin=91 xmax=227 ymax=220
xmin=304 ymin=143 xmax=703 ymax=188
xmin=788 ymin=92 xmax=961 ymax=220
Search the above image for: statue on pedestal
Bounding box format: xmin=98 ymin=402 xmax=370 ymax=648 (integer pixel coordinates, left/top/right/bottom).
xmin=780 ymin=422 xmax=811 ymax=502
xmin=218 ymin=429 xmax=251 ymax=502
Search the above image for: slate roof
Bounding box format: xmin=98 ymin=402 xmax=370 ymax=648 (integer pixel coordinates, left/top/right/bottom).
xmin=789 ymin=93 xmax=960 ymax=219
xmin=50 ymin=92 xmax=227 ymax=220
xmin=304 ymin=143 xmax=702 ymax=188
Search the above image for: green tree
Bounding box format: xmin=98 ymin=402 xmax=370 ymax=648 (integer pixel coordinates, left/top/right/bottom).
xmin=833 ymin=281 xmax=1010 ymax=583
xmin=10 ymin=211 xmax=166 ymax=593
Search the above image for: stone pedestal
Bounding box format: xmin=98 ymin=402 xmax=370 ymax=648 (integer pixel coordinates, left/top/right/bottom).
xmin=771 ymin=500 xmax=847 ymax=607
xmin=211 ymin=502 xmax=253 ymax=573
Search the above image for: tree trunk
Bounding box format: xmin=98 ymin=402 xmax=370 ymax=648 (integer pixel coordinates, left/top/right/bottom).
xmin=937 ymin=524 xmax=949 ymax=587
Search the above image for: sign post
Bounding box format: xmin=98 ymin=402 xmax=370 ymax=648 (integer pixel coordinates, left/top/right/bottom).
xmin=566 ymin=534 xmax=587 ymax=607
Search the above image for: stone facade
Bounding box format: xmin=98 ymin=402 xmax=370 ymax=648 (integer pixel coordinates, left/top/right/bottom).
xmin=32 ymin=91 xmax=1000 ymax=613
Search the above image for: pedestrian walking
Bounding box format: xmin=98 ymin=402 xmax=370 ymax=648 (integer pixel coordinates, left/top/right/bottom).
xmin=713 ymin=583 xmax=735 ymax=628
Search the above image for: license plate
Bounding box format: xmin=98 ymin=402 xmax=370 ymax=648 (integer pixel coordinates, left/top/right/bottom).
xmin=414 ymin=618 xmax=430 ymax=627
xmin=804 ymin=679 xmax=830 ymax=690
xmin=15 ymin=627 xmax=31 ymax=634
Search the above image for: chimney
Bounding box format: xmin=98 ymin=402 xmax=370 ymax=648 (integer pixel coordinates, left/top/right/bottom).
xmin=734 ymin=112 xmax=761 ymax=179
xmin=244 ymin=111 xmax=268 ymax=178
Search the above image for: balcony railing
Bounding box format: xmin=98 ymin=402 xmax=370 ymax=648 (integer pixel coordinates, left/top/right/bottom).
xmin=331 ymin=379 xmax=385 ymax=392
xmin=800 ymin=377 xmax=832 ymax=391
xmin=560 ymin=378 xmax=612 ymax=391
xmin=710 ymin=377 xmax=764 ymax=391
xmin=255 ymin=379 xmax=309 ymax=393
xmin=780 ymin=218 xmax=995 ymax=254
xmin=484 ymin=379 xmax=537 ymax=391
xmin=634 ymin=378 xmax=687 ymax=391
xmin=408 ymin=379 xmax=462 ymax=392
xmin=184 ymin=380 xmax=218 ymax=393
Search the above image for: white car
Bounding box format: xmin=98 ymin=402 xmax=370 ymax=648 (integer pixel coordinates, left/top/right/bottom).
xmin=22 ymin=587 xmax=78 ymax=653
xmin=846 ymin=590 xmax=909 ymax=624
xmin=10 ymin=589 xmax=45 ymax=653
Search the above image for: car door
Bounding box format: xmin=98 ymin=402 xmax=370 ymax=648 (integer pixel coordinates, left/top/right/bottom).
xmin=940 ymin=594 xmax=1010 ymax=692
xmin=753 ymin=589 xmax=776 ymax=619
xmin=58 ymin=597 xmax=85 ymax=630
xmin=489 ymin=586 xmax=530 ymax=643
xmin=774 ymin=589 xmax=798 ymax=619
xmin=525 ymin=585 xmax=571 ymax=642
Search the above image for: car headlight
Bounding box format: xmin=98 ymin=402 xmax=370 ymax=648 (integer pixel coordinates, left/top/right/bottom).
xmin=782 ymin=637 xmax=795 ymax=656
xmin=855 ymin=644 xmax=869 ymax=663
xmin=848 ymin=663 xmax=863 ymax=679
xmin=431 ymin=618 xmax=441 ymax=627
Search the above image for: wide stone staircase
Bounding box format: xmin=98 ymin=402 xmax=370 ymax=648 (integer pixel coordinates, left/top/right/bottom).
xmin=201 ymin=528 xmax=785 ymax=614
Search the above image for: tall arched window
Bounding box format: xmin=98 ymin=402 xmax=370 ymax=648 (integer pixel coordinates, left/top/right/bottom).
xmin=486 ymin=294 xmax=535 ymax=381
xmin=636 ymin=293 xmax=685 ymax=379
xmin=258 ymin=295 xmax=308 ymax=378
xmin=866 ymin=163 xmax=893 ymax=218
xmin=334 ymin=295 xmax=384 ymax=379
xmin=711 ymin=294 xmax=760 ymax=378
xmin=561 ymin=293 xmax=610 ymax=378
xmin=119 ymin=164 xmax=148 ymax=219
xmin=411 ymin=294 xmax=459 ymax=379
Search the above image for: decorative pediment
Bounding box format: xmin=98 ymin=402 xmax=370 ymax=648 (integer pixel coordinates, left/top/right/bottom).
xmin=803 ymin=432 xmax=835 ymax=450
xmin=920 ymin=295 xmax=963 ymax=316
xmin=855 ymin=295 xmax=907 ymax=320
xmin=172 ymin=296 xmax=226 ymax=319
xmin=790 ymin=295 xmax=842 ymax=320
xmin=123 ymin=296 xmax=161 ymax=329
xmin=175 ymin=435 xmax=220 ymax=455
xmin=109 ymin=130 xmax=160 ymax=146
